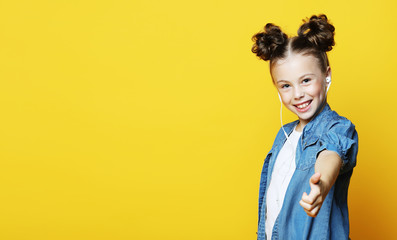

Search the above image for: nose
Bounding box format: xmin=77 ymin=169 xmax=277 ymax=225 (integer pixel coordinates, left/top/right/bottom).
xmin=293 ymin=86 xmax=305 ymax=99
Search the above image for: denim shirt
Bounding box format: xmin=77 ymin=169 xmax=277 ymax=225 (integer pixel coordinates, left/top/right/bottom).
xmin=257 ymin=103 xmax=358 ymax=240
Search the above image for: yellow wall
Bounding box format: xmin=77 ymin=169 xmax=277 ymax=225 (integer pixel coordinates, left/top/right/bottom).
xmin=0 ymin=0 xmax=395 ymax=239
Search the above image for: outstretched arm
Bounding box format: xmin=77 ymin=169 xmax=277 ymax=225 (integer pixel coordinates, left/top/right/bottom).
xmin=299 ymin=150 xmax=342 ymax=217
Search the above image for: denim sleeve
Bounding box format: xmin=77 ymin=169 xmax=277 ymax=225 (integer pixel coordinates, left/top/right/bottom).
xmin=316 ymin=119 xmax=359 ymax=175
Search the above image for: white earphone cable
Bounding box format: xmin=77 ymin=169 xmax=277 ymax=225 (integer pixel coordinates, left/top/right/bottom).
xmin=279 ymin=100 xmax=293 ymax=146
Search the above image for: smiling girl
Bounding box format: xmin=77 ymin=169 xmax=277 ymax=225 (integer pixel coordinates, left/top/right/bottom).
xmin=251 ymin=15 xmax=358 ymax=240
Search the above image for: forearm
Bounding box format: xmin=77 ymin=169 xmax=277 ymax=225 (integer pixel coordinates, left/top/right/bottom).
xmin=315 ymin=150 xmax=342 ymax=193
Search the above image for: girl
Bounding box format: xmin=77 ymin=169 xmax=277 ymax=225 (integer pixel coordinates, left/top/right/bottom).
xmin=251 ymin=14 xmax=358 ymax=240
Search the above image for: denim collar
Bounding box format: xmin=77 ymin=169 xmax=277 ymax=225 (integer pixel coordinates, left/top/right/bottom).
xmin=302 ymin=102 xmax=331 ymax=137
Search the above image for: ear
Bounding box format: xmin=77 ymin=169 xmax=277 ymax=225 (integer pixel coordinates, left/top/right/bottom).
xmin=326 ymin=67 xmax=332 ymax=80
xmin=325 ymin=67 xmax=332 ymax=86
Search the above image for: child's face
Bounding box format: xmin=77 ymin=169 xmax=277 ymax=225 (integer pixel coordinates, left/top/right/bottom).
xmin=271 ymin=53 xmax=330 ymax=127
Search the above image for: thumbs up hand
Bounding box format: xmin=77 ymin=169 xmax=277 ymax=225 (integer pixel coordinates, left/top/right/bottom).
xmin=299 ymin=150 xmax=342 ymax=217
xmin=299 ymin=172 xmax=325 ymax=217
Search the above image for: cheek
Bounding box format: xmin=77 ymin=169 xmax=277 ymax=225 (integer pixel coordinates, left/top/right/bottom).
xmin=279 ymin=92 xmax=292 ymax=104
xmin=308 ymin=82 xmax=325 ymax=97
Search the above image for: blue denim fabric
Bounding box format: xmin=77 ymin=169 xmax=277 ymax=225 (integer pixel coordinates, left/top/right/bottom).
xmin=257 ymin=103 xmax=358 ymax=240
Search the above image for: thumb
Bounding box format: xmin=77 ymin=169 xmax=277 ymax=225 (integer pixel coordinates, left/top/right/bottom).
xmin=310 ymin=172 xmax=321 ymax=185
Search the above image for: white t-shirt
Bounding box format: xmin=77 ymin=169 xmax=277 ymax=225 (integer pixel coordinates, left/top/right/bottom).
xmin=265 ymin=127 xmax=302 ymax=240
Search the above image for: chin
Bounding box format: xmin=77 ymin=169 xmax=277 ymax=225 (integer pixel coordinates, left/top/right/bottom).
xmin=298 ymin=111 xmax=315 ymax=120
xmin=289 ymin=108 xmax=315 ymax=124
xmin=296 ymin=105 xmax=324 ymax=124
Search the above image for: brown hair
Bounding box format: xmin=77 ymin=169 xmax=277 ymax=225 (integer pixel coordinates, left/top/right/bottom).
xmin=251 ymin=14 xmax=335 ymax=74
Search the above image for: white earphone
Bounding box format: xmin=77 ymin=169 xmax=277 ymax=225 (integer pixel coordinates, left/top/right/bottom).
xmin=326 ymin=76 xmax=331 ymax=93
xmin=277 ymin=92 xmax=292 ymax=145
xmin=326 ymin=76 xmax=331 ymax=83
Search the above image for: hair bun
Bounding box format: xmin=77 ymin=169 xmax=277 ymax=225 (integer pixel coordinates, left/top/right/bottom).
xmin=251 ymin=23 xmax=288 ymax=61
xmin=297 ymin=14 xmax=335 ymax=52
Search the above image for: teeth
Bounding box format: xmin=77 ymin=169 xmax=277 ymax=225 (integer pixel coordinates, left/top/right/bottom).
xmin=297 ymin=102 xmax=309 ymax=109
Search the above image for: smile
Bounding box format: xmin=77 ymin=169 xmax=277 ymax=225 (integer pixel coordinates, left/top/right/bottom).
xmin=294 ymin=100 xmax=312 ymax=112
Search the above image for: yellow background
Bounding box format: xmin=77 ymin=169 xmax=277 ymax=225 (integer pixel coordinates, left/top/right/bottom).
xmin=0 ymin=0 xmax=395 ymax=239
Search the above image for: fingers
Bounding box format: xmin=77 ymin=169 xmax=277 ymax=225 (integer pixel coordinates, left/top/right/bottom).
xmin=301 ymin=191 xmax=314 ymax=205
xmin=302 ymin=183 xmax=321 ymax=205
xmin=300 ymin=192 xmax=322 ymax=210
xmin=300 ymin=191 xmax=324 ymax=217
xmin=299 ymin=197 xmax=322 ymax=217
xmin=302 ymin=203 xmax=322 ymax=217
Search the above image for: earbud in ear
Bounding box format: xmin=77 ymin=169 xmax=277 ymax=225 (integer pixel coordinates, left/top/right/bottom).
xmin=325 ymin=76 xmax=331 ymax=93
xmin=326 ymin=76 xmax=331 ymax=83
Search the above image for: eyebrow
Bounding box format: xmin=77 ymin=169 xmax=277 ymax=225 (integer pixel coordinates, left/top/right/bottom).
xmin=276 ymin=73 xmax=316 ymax=83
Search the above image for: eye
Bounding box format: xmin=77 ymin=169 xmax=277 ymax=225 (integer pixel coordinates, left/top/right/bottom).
xmin=302 ymin=78 xmax=311 ymax=84
xmin=281 ymin=84 xmax=290 ymax=89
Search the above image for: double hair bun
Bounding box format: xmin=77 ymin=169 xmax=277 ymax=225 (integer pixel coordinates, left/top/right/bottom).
xmin=251 ymin=14 xmax=335 ymax=61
